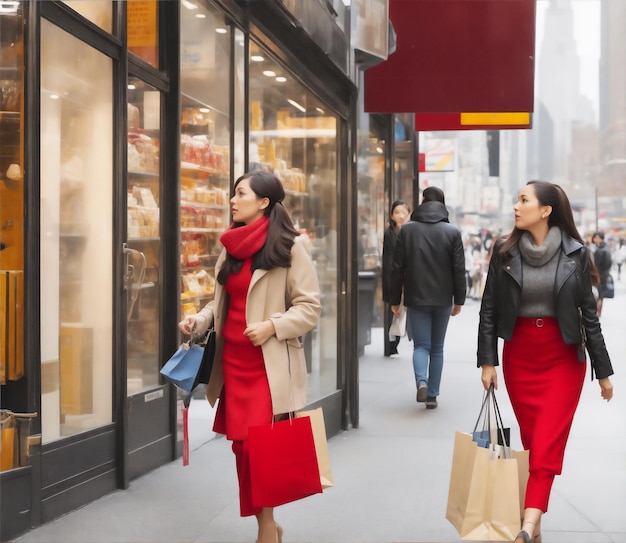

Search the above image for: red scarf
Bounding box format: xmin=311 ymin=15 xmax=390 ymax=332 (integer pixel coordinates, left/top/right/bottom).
xmin=220 ymin=216 xmax=269 ymax=259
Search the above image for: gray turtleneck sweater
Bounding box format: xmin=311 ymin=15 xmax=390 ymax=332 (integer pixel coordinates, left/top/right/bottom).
xmin=518 ymin=226 xmax=562 ymax=317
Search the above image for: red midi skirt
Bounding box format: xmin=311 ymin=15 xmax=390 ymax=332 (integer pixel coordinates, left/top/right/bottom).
xmin=503 ymin=317 xmax=586 ymax=512
xmin=212 ymin=258 xmax=273 ymax=517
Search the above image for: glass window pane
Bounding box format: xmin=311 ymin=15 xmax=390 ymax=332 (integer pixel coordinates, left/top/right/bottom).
xmin=40 ymin=21 xmax=113 ymax=442
xmin=180 ymin=3 xmax=230 ymax=317
xmin=127 ymin=0 xmax=159 ymax=68
xmin=127 ymin=78 xmax=161 ymax=395
xmin=63 ymin=1 xmax=113 ymax=34
xmin=0 ymin=3 xmax=25 ymax=397
xmin=249 ymin=42 xmax=339 ymax=400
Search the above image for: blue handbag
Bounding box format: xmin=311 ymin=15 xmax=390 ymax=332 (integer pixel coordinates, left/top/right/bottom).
xmin=160 ymin=329 xmax=215 ymax=394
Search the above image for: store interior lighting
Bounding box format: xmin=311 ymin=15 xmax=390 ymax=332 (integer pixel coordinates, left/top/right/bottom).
xmin=262 ymin=70 xmax=276 ymax=77
xmin=251 ymin=55 xmax=264 ymax=62
xmin=181 ymin=0 xmax=197 ymax=9
xmin=275 ymin=76 xmax=287 ymax=83
xmin=287 ymin=99 xmax=306 ymax=113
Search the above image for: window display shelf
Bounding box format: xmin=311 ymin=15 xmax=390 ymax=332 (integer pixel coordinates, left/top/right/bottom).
xmin=129 ymin=170 xmax=159 ymax=178
xmin=128 ymin=236 xmax=160 ymax=242
xmin=181 ymin=227 xmax=223 ymax=234
xmin=180 ymin=200 xmax=228 ymax=211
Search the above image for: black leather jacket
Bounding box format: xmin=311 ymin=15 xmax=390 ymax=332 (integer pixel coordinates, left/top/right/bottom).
xmin=389 ymin=201 xmax=466 ymax=308
xmin=477 ymin=233 xmax=613 ymax=379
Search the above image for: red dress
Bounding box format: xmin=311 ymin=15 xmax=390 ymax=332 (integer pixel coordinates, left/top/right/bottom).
xmin=212 ymin=257 xmax=273 ymax=440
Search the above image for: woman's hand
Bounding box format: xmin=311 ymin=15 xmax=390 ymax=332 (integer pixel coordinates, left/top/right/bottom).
xmin=244 ymin=320 xmax=276 ymax=347
xmin=178 ymin=315 xmax=197 ymax=335
xmin=481 ymin=365 xmax=498 ymax=391
xmin=451 ymin=304 xmax=462 ymax=316
xmin=391 ymin=305 xmax=401 ymax=317
xmin=599 ymin=377 xmax=613 ymax=402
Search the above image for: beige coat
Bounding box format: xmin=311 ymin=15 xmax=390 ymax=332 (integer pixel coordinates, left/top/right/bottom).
xmin=193 ymin=236 xmax=321 ymax=415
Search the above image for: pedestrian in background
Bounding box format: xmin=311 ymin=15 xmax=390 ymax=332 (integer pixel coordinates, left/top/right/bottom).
xmin=390 ymin=186 xmax=466 ymax=409
xmin=477 ymin=180 xmax=614 ymax=543
xmin=178 ymin=171 xmax=321 ymax=543
xmin=592 ymin=231 xmax=612 ymax=316
xmin=382 ymin=199 xmax=410 ymax=357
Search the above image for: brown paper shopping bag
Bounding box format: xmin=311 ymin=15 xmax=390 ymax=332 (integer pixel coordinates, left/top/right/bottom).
xmin=296 ymin=408 xmax=334 ymax=489
xmin=446 ymin=431 xmax=527 ymax=541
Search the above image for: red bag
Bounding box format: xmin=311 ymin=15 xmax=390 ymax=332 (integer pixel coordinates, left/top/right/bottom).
xmin=248 ymin=416 xmax=322 ymax=508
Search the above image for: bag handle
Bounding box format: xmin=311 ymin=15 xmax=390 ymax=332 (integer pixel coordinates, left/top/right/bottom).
xmin=474 ymin=385 xmax=510 ymax=449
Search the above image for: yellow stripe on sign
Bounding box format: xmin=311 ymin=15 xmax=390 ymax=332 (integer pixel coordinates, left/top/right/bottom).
xmin=460 ymin=112 xmax=530 ymax=126
xmin=434 ymin=152 xmax=454 ymax=170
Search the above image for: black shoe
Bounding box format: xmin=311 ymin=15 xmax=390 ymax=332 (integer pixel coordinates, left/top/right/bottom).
xmin=416 ymin=386 xmax=428 ymax=402
xmin=425 ymin=396 xmax=438 ymax=409
xmin=514 ymin=531 xmax=531 ymax=543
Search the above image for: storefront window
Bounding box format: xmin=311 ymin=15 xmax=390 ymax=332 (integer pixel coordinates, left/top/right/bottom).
xmin=0 ymin=0 xmax=27 ymax=478
xmin=357 ymin=116 xmax=386 ymax=327
xmin=248 ymin=42 xmax=339 ymax=400
xmin=63 ymin=1 xmax=113 ymax=34
xmin=179 ymin=2 xmax=231 ymax=317
xmin=127 ymin=0 xmax=158 ymax=68
xmin=127 ymin=78 xmax=161 ymax=395
xmin=40 ymin=21 xmax=113 ymax=442
xmin=0 ymin=2 xmax=25 ymax=401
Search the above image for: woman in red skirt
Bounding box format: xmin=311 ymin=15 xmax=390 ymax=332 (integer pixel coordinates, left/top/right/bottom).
xmin=179 ymin=171 xmax=321 ymax=543
xmin=477 ymin=181 xmax=614 ymax=543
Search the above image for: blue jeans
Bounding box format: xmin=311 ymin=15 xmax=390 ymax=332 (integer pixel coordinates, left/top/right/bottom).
xmin=407 ymin=305 xmax=452 ymax=398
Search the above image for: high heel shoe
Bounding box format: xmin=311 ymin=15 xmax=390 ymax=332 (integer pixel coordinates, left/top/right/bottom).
xmin=514 ymin=531 xmax=532 ymax=543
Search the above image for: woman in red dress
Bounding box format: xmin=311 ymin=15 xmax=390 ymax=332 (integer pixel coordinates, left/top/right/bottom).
xmin=477 ymin=181 xmax=614 ymax=543
xmin=179 ymin=171 xmax=321 ymax=543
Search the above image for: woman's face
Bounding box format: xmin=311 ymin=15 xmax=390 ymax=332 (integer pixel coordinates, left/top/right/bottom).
xmin=392 ymin=205 xmax=410 ymax=226
xmin=513 ymin=184 xmax=550 ymax=231
xmin=230 ymin=178 xmax=268 ymax=225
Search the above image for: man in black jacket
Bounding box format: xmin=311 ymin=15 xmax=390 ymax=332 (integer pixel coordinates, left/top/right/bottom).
xmin=592 ymin=231 xmax=612 ymax=316
xmin=389 ymin=187 xmax=466 ymax=409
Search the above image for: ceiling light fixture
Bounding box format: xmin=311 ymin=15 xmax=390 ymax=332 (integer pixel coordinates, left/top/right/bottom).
xmin=195 ymin=13 xmax=206 ymax=19
xmin=181 ymin=0 xmax=198 ymax=9
xmin=262 ymin=70 xmax=276 ymax=77
xmin=251 ymin=55 xmax=265 ymax=62
xmin=287 ymin=99 xmax=306 ymax=113
xmin=275 ymin=76 xmax=287 ymax=83
xmin=316 ymin=107 xmax=325 ymax=114
xmin=215 ymin=27 xmax=227 ymax=34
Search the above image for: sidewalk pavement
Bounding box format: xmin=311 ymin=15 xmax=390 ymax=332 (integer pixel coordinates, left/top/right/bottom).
xmin=12 ymin=283 xmax=626 ymax=543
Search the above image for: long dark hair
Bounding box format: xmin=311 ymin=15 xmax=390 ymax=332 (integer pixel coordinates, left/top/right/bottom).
xmin=388 ymin=200 xmax=409 ymax=229
xmin=217 ymin=171 xmax=299 ymax=284
xmin=499 ymin=180 xmax=582 ymax=257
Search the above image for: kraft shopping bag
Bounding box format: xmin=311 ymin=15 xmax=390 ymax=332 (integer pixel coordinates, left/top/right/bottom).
xmin=296 ymin=407 xmax=334 ymax=489
xmin=446 ymin=431 xmax=528 ymax=540
xmin=248 ymin=416 xmax=322 ymax=508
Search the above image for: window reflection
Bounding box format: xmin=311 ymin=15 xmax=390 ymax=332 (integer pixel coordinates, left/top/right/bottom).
xmin=40 ymin=21 xmax=113 ymax=441
xmin=127 ymin=78 xmax=161 ymax=395
xmin=63 ymin=1 xmax=113 ymax=33
xmin=248 ymin=42 xmax=338 ymax=399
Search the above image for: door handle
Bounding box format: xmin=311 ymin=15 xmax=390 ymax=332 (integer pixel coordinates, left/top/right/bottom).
xmin=123 ymin=243 xmax=147 ymax=319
